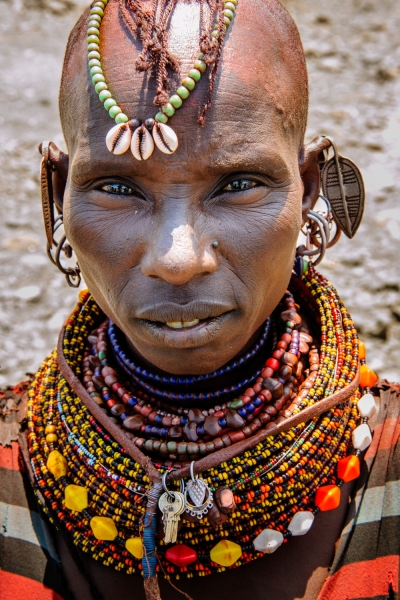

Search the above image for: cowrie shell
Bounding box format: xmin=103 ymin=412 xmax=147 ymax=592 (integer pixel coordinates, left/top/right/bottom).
xmin=105 ymin=123 xmax=132 ymax=155
xmin=131 ymin=124 xmax=154 ymax=161
xmin=152 ymin=122 xmax=178 ymax=155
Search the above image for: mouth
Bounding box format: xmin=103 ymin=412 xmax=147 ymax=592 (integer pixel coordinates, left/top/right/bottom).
xmin=136 ymin=310 xmax=233 ymax=348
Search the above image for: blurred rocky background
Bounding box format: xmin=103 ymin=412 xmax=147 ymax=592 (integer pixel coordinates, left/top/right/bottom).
xmin=0 ymin=0 xmax=399 ymax=385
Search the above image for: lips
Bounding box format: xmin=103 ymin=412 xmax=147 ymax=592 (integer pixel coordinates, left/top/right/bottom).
xmin=135 ymin=301 xmax=235 ymax=324
xmin=134 ymin=302 xmax=235 ymax=348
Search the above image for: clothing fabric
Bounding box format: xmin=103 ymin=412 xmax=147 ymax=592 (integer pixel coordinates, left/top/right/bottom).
xmin=0 ymin=381 xmax=399 ymax=600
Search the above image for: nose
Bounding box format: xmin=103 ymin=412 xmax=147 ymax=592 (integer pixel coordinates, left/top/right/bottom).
xmin=141 ymin=215 xmax=218 ymax=285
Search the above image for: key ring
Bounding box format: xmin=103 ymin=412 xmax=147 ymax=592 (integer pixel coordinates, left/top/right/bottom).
xmin=190 ymin=461 xmax=198 ymax=482
xmin=162 ymin=471 xmax=185 ymax=500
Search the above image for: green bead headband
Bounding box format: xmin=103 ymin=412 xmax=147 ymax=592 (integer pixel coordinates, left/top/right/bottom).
xmin=87 ymin=0 xmax=237 ymax=160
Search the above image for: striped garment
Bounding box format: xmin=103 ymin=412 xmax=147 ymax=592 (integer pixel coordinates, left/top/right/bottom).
xmin=0 ymin=381 xmax=399 ymax=600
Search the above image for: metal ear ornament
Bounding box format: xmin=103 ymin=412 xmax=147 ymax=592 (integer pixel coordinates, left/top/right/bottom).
xmin=40 ymin=141 xmax=81 ymax=289
xmin=40 ymin=140 xmax=56 ymax=248
xmin=320 ymin=136 xmax=365 ymax=239
xmin=47 ymin=215 xmax=82 ymax=288
xmin=297 ymin=196 xmax=337 ymax=266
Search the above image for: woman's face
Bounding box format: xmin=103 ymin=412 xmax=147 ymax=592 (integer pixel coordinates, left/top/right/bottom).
xmin=62 ymin=1 xmax=309 ymax=374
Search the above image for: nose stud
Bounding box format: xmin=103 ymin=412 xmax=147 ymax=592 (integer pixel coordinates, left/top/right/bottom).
xmin=211 ymin=240 xmax=219 ymax=249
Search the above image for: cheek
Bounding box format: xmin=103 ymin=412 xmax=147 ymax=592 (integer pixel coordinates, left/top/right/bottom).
xmin=215 ymin=189 xmax=302 ymax=309
xmin=64 ymin=191 xmax=146 ymax=298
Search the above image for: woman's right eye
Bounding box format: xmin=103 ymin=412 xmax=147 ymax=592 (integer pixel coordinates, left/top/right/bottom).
xmin=101 ymin=183 xmax=134 ymax=195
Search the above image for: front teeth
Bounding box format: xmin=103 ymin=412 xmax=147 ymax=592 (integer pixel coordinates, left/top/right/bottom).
xmin=166 ymin=319 xmax=200 ymax=329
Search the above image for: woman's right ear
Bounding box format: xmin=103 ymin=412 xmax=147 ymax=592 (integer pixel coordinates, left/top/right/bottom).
xmin=39 ymin=141 xmax=69 ymax=247
xmin=38 ymin=141 xmax=69 ymax=213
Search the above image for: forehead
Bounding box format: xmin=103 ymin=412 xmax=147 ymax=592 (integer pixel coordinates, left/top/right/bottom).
xmin=69 ymin=0 xmax=301 ymax=180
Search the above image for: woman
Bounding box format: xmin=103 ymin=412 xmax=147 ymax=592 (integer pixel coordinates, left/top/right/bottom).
xmin=1 ymin=0 xmax=399 ymax=599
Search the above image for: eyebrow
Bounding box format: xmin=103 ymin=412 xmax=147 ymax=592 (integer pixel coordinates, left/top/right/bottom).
xmin=70 ymin=139 xmax=294 ymax=184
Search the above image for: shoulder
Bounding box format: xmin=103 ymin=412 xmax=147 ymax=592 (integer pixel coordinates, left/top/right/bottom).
xmin=0 ymin=382 xmax=67 ymax=600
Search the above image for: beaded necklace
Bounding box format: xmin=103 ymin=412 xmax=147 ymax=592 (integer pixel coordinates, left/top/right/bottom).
xmin=88 ymin=0 xmax=237 ymax=160
xmin=81 ymin=297 xmax=314 ymax=463
xmin=27 ymin=266 xmax=378 ymax=600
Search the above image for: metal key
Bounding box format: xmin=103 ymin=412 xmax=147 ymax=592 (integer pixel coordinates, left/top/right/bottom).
xmin=158 ymin=491 xmax=185 ymax=544
xmin=170 ymin=491 xmax=185 ymax=543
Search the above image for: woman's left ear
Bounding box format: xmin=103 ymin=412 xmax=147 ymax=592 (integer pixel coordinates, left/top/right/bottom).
xmin=299 ymin=136 xmax=331 ymax=224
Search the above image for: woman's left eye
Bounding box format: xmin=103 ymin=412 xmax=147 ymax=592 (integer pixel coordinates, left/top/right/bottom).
xmin=223 ymin=179 xmax=259 ymax=192
xmin=101 ymin=183 xmax=134 ymax=195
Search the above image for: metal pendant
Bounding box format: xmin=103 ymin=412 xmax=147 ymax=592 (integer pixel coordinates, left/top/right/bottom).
xmin=186 ymin=477 xmax=207 ymax=507
xmin=321 ymin=136 xmax=365 ymax=239
xmin=184 ymin=462 xmax=213 ymax=519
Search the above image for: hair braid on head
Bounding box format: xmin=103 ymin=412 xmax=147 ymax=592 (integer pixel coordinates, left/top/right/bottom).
xmin=118 ymin=0 xmax=226 ymax=113
xmin=199 ymin=0 xmax=225 ymax=126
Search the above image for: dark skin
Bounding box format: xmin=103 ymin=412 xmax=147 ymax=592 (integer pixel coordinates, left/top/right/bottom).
xmin=46 ymin=0 xmax=344 ymax=597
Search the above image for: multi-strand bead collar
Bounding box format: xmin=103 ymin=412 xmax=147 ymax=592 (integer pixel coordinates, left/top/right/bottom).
xmin=27 ymin=265 xmax=378 ymax=600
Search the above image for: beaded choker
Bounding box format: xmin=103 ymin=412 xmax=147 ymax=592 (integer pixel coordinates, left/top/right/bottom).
xmin=27 ymin=266 xmax=379 ymax=600
xmin=88 ymin=0 xmax=237 ymax=160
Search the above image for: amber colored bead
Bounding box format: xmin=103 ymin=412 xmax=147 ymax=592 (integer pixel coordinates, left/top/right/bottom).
xmin=123 ymin=414 xmax=145 ymax=431
xmin=337 ymin=455 xmax=360 ymax=483
xmin=315 ymin=485 xmax=341 ymax=511
xmin=91 ymin=516 xmax=118 ymax=541
xmin=204 ymin=416 xmax=222 ymax=436
xmin=262 ymin=377 xmax=283 ymax=400
xmin=183 ymin=421 xmax=198 ymax=442
xmin=282 ymin=352 xmax=298 ymax=367
xmin=110 ymin=403 xmax=126 ymax=416
xmin=188 ymin=408 xmax=205 ymax=424
xmin=64 ymin=484 xmax=88 ymax=512
xmin=125 ymin=537 xmax=143 ymax=559
xmin=46 ymin=450 xmax=67 ymax=479
xmin=359 ymin=364 xmax=378 ymax=389
xmin=45 ymin=424 xmax=56 ymax=434
xmin=226 ymin=408 xmax=245 ymax=429
xmin=359 ymin=341 xmax=366 ymax=361
xmin=169 ymin=426 xmax=183 ymax=439
xmin=46 ymin=433 xmax=58 ymax=443
xmin=166 ymin=544 xmax=197 ymax=566
xmin=210 ymin=540 xmax=242 ymax=567
xmin=92 ymin=375 xmax=105 ymax=391
xmin=88 ymin=355 xmax=101 ymax=369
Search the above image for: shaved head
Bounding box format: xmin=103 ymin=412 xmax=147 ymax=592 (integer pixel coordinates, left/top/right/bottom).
xmin=59 ymin=0 xmax=308 ymax=154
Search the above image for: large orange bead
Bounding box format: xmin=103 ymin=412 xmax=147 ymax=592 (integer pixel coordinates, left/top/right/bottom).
xmin=359 ymin=364 xmax=378 ymax=389
xmin=358 ymin=341 xmax=366 ymax=361
xmin=337 ymin=455 xmax=360 ymax=483
xmin=315 ymin=485 xmax=341 ymax=511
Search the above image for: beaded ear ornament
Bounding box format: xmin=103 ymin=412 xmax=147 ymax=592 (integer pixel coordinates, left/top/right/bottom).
xmin=87 ymin=0 xmax=237 ymax=160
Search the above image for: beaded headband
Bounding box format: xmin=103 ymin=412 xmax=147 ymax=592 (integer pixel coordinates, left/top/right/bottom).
xmin=88 ymin=0 xmax=237 ymax=160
